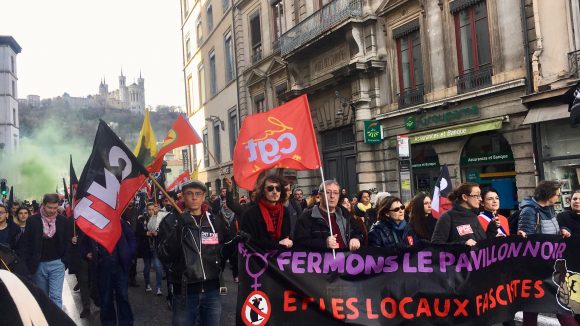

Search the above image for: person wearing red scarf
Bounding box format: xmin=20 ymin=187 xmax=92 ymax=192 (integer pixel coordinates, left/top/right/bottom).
xmin=241 ymin=175 xmax=293 ymax=250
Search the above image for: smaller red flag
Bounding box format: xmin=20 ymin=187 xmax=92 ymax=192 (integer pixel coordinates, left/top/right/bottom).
xmin=431 ymin=165 xmax=452 ymax=219
xmin=149 ymin=115 xmax=202 ymax=173
xmin=233 ymin=95 xmax=321 ymax=190
xmin=167 ymin=170 xmax=191 ymax=192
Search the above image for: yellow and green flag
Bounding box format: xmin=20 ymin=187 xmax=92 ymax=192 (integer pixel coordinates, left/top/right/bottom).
xmin=133 ymin=110 xmax=158 ymax=167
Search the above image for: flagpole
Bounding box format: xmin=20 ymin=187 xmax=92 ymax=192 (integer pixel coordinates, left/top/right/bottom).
xmin=319 ymin=167 xmax=336 ymax=259
xmin=148 ymin=174 xmax=183 ymax=214
xmin=71 ymin=186 xmax=76 ymax=237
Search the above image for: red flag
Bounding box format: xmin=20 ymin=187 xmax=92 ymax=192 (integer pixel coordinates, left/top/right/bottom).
xmin=233 ymin=94 xmax=321 ymax=190
xmin=431 ymin=165 xmax=452 ymax=219
xmin=148 ymin=115 xmax=202 ymax=173
xmin=74 ymin=120 xmax=149 ymax=253
xmin=167 ymin=170 xmax=191 ymax=192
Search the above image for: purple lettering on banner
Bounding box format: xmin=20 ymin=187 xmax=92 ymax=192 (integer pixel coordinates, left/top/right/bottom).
xmin=403 ymin=253 xmax=417 ymax=273
xmin=507 ymin=242 xmax=523 ymax=258
xmin=541 ymin=242 xmax=554 ymax=260
xmin=365 ymin=255 xmax=385 ymax=274
xmin=497 ymin=243 xmax=509 ymax=261
xmin=555 ymin=242 xmax=566 ymax=259
xmin=292 ymin=252 xmax=307 ymax=273
xmin=523 ymin=241 xmax=540 ymax=257
xmin=307 ymin=252 xmax=323 ymax=273
xmin=489 ymin=245 xmax=497 ymax=264
xmin=323 ymin=252 xmax=345 ymax=273
xmin=440 ymin=252 xmax=455 ymax=272
xmin=346 ymin=254 xmax=365 ymax=275
xmin=277 ymin=251 xmax=292 ymax=272
xmin=455 ymin=253 xmax=472 ymax=272
xmin=417 ymin=251 xmax=433 ymax=272
xmin=470 ymin=249 xmax=484 ymax=270
xmin=383 ymin=256 xmax=399 ymax=272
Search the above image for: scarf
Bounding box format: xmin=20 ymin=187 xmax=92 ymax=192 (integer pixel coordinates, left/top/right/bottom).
xmin=258 ymin=199 xmax=284 ymax=241
xmin=356 ymin=202 xmax=372 ymax=213
xmin=40 ymin=205 xmax=57 ymax=238
xmin=478 ymin=210 xmax=508 ymax=236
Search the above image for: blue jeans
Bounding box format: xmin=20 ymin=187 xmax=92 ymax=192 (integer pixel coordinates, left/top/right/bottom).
xmin=172 ymin=288 xmax=221 ymax=326
xmin=143 ymin=252 xmax=163 ymax=290
xmin=33 ymin=259 xmax=65 ymax=308
xmin=98 ymin=260 xmax=133 ymax=326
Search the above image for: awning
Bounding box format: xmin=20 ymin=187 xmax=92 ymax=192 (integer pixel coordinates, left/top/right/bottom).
xmin=522 ymin=104 xmax=570 ymax=125
xmin=386 ymin=117 xmax=504 ymax=147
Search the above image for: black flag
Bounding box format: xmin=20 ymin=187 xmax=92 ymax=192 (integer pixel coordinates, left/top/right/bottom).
xmin=74 ymin=120 xmax=149 ymax=253
xmin=569 ymin=82 xmax=580 ymax=126
xmin=70 ymin=154 xmax=79 ymax=203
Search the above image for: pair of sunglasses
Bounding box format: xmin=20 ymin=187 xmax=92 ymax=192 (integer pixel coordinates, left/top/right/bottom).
xmin=266 ymin=185 xmax=281 ymax=192
xmin=389 ymin=205 xmax=405 ymax=212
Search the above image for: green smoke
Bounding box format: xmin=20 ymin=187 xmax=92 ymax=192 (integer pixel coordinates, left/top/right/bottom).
xmin=0 ymin=120 xmax=94 ymax=201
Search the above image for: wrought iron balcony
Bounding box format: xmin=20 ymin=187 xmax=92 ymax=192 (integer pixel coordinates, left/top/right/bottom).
xmin=455 ymin=65 xmax=493 ymax=94
xmin=280 ymin=0 xmax=363 ymax=56
xmin=251 ymin=45 xmax=262 ymax=64
xmin=569 ymin=50 xmax=580 ymax=77
xmin=397 ymin=85 xmax=425 ymax=109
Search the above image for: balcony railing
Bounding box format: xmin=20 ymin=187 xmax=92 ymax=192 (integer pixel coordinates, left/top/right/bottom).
xmin=569 ymin=50 xmax=580 ymax=77
xmin=280 ymin=0 xmax=363 ymax=56
xmin=272 ymin=38 xmax=281 ymax=53
xmin=455 ymin=65 xmax=493 ymax=94
xmin=252 ymin=45 xmax=262 ymax=64
xmin=397 ymin=85 xmax=425 ymax=109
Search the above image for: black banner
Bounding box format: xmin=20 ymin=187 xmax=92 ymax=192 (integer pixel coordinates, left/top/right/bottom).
xmin=237 ymin=236 xmax=580 ymax=325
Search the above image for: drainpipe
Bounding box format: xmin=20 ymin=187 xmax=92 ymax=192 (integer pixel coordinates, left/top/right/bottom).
xmin=521 ymin=0 xmax=533 ymax=95
xmin=231 ymin=5 xmax=242 ymax=145
xmin=531 ymin=0 xmax=544 ymax=92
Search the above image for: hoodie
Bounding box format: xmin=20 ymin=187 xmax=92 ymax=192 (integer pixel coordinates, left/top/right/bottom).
xmin=431 ymin=202 xmax=496 ymax=244
xmin=518 ymin=196 xmax=559 ymax=235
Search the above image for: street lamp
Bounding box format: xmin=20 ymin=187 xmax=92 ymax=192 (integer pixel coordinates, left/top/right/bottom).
xmin=205 ymin=115 xmax=225 ymax=130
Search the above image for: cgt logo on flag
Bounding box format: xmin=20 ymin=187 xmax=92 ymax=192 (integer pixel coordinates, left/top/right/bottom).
xmin=233 ymin=95 xmax=321 ymax=190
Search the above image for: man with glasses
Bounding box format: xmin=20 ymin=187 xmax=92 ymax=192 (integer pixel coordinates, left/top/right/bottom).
xmin=240 ymin=175 xmax=293 ymax=250
xmin=294 ymin=180 xmax=364 ymax=251
xmin=157 ymin=180 xmax=231 ymax=326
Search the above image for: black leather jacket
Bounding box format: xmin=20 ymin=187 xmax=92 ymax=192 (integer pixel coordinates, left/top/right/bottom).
xmin=157 ymin=211 xmax=231 ymax=292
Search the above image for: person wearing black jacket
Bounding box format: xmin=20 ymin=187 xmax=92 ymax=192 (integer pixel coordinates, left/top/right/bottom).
xmin=240 ymin=175 xmax=293 ymax=250
xmin=157 ymin=180 xmax=235 ymax=326
xmin=19 ymin=193 xmax=71 ymax=308
xmin=368 ymin=196 xmax=418 ymax=250
xmin=558 ymin=189 xmax=580 ymax=235
xmin=431 ymin=183 xmax=497 ymax=246
xmin=294 ymin=180 xmax=364 ymax=251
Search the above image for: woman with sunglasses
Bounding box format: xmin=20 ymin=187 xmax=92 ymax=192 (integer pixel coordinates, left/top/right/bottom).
xmin=368 ymin=196 xmax=417 ymax=250
xmin=431 ymin=182 xmax=497 ymax=246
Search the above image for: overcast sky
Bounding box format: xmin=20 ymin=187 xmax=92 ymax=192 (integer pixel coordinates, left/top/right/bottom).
xmin=2 ymin=0 xmax=185 ymax=107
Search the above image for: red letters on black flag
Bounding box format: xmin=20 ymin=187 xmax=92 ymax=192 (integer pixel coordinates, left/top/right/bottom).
xmin=74 ymin=120 xmax=149 ymax=253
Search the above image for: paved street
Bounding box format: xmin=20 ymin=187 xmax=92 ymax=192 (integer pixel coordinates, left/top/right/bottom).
xmin=62 ymin=259 xmax=239 ymax=325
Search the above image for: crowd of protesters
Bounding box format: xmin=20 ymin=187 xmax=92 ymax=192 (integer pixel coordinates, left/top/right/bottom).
xmin=0 ymin=176 xmax=579 ymax=326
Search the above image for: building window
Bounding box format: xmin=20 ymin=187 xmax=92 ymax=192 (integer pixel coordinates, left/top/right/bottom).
xmin=196 ymin=17 xmax=203 ymax=46
xmin=224 ymin=32 xmax=234 ymax=82
xmin=272 ymin=1 xmax=285 ymax=44
xmin=10 ymin=56 xmax=15 ymax=73
xmin=187 ymin=74 xmax=194 ymax=114
xmin=213 ymin=121 xmax=221 ymax=163
xmin=274 ymin=83 xmax=287 ymax=106
xmin=11 ymin=81 xmax=16 ymax=98
xmin=228 ymin=107 xmax=238 ymax=158
xmin=207 ymin=5 xmax=214 ymax=32
xmin=254 ymin=94 xmax=265 ymax=113
xmin=198 ymin=63 xmax=206 ymax=105
xmin=453 ymin=1 xmax=492 ymax=93
xmin=203 ymin=128 xmax=210 ymax=167
xmin=12 ymin=108 xmax=16 ymax=125
xmin=185 ymin=37 xmax=192 ymax=61
xmin=209 ymin=50 xmax=217 ymax=96
xmin=250 ymin=12 xmax=262 ymax=63
xmin=396 ymin=29 xmax=424 ymax=108
xmin=222 ymin=0 xmax=230 ymax=12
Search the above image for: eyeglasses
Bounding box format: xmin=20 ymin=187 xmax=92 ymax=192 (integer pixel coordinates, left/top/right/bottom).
xmin=325 ymin=191 xmax=340 ymax=197
xmin=468 ymin=194 xmax=482 ymax=199
xmin=266 ymin=185 xmax=281 ymax=193
xmin=389 ymin=205 xmax=405 ymax=212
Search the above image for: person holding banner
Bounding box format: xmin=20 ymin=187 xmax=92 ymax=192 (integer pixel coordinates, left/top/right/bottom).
xmin=294 ymin=180 xmax=364 ymax=251
xmin=240 ymin=175 xmax=293 ymax=250
xmin=431 ymin=183 xmax=497 ymax=246
xmin=368 ymin=196 xmax=418 ymax=250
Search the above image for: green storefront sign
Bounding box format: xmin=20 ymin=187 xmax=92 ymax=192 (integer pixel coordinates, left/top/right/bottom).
xmin=461 ymin=152 xmax=514 ymax=165
xmin=364 ymin=120 xmax=382 ymax=144
xmin=405 ymin=106 xmax=480 ymax=130
xmin=387 ymin=117 xmax=504 ymax=147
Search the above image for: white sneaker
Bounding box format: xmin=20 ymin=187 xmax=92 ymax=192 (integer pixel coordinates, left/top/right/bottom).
xmin=145 ymin=285 xmax=152 ymax=292
xmin=156 ymin=288 xmax=163 ymax=296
